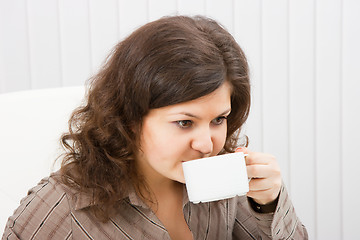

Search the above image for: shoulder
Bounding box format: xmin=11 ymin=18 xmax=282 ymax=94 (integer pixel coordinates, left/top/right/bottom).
xmin=2 ymin=174 xmax=73 ymax=239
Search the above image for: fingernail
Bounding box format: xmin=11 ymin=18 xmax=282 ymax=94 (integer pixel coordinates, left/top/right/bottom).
xmin=235 ymin=147 xmax=246 ymax=152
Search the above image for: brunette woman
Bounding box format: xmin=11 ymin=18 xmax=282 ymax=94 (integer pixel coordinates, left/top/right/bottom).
xmin=2 ymin=15 xmax=307 ymax=240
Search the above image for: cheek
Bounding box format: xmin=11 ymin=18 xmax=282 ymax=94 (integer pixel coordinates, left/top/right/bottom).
xmin=141 ymin=128 xmax=182 ymax=160
xmin=213 ymin=125 xmax=228 ymax=152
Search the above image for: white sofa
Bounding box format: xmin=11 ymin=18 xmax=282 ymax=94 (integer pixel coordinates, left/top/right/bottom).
xmin=0 ymin=86 xmax=85 ymax=232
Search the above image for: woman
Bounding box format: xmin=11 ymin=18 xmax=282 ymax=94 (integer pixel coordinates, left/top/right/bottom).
xmin=2 ymin=15 xmax=307 ymax=239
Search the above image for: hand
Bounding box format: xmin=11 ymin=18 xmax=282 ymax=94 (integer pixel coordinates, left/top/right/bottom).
xmin=236 ymin=147 xmax=282 ymax=205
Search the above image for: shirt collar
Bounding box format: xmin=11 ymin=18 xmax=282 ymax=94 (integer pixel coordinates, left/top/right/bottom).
xmin=73 ymin=191 xmax=96 ymax=210
xmin=127 ymin=186 xmax=149 ymax=209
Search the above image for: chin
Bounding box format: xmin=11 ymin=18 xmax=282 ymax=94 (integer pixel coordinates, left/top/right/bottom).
xmin=177 ymin=179 xmax=186 ymax=184
xmin=173 ymin=165 xmax=186 ymax=184
xmin=173 ymin=175 xmax=186 ymax=184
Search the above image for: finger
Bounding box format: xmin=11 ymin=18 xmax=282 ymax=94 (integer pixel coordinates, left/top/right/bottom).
xmin=248 ymin=177 xmax=274 ymax=191
xmin=245 ymin=153 xmax=276 ymax=165
xmin=247 ymin=184 xmax=281 ymax=205
xmin=246 ymin=165 xmax=273 ymax=179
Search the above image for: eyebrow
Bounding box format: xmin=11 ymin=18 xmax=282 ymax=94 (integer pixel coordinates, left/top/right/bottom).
xmin=175 ymin=108 xmax=232 ymax=119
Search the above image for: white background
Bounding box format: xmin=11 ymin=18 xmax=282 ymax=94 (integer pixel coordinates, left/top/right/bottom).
xmin=0 ymin=0 xmax=360 ymax=239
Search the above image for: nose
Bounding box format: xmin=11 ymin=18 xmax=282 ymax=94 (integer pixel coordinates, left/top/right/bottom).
xmin=191 ymin=127 xmax=213 ymax=157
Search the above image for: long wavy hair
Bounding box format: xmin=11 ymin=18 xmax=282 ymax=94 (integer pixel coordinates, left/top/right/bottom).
xmin=59 ymin=15 xmax=251 ymax=221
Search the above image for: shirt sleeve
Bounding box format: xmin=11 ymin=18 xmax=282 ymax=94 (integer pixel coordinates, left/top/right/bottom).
xmin=247 ymin=184 xmax=309 ymax=240
xmin=1 ymin=177 xmax=72 ymax=240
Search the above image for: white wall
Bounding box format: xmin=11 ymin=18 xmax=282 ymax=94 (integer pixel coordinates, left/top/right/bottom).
xmin=0 ymin=0 xmax=360 ymax=239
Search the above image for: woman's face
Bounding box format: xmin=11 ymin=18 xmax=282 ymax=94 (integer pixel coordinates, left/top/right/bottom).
xmin=137 ymin=82 xmax=232 ymax=184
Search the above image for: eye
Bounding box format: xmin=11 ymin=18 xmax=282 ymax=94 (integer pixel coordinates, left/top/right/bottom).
xmin=176 ymin=120 xmax=193 ymax=129
xmin=211 ymin=116 xmax=227 ymax=126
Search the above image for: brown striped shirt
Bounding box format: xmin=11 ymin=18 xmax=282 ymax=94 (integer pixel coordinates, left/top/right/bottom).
xmin=2 ymin=173 xmax=307 ymax=239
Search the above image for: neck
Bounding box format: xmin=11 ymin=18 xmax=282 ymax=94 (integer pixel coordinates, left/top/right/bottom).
xmin=137 ymin=176 xmax=184 ymax=211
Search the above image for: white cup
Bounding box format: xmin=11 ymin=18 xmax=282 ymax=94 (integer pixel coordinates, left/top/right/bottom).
xmin=182 ymin=152 xmax=249 ymax=204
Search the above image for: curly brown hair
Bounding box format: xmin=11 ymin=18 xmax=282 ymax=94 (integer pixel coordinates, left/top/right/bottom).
xmin=59 ymin=15 xmax=250 ymax=221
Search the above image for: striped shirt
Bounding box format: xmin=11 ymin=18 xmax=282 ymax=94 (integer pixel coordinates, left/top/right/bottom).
xmin=2 ymin=173 xmax=307 ymax=239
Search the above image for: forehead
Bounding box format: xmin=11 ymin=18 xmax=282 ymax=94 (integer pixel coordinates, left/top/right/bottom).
xmin=146 ymin=82 xmax=232 ymax=119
